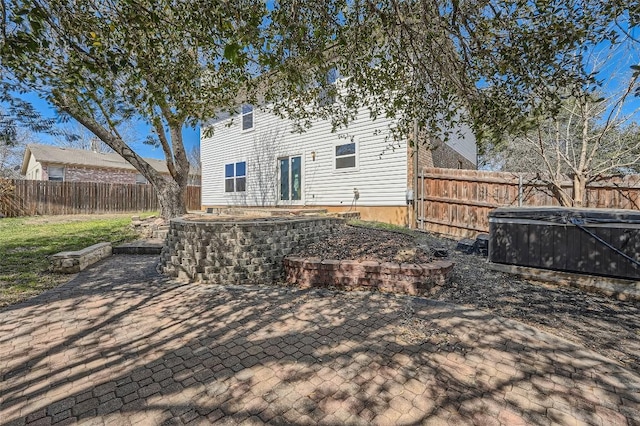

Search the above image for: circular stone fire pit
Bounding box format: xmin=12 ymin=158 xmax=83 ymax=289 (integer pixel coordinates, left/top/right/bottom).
xmin=160 ymin=216 xmax=343 ymax=284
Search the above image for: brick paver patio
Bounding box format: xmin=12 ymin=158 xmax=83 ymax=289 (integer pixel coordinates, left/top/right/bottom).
xmin=0 ymin=255 xmax=638 ymax=425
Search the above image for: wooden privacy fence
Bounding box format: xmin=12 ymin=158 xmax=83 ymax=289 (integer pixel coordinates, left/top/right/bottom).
xmin=417 ymin=168 xmax=640 ymax=238
xmin=0 ymin=179 xmax=201 ymax=217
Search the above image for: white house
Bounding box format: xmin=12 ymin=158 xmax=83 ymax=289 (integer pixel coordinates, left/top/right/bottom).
xmin=200 ymin=104 xmax=476 ymax=225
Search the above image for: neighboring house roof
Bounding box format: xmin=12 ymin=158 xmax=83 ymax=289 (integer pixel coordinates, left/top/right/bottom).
xmin=21 ymin=144 xmax=199 ymax=176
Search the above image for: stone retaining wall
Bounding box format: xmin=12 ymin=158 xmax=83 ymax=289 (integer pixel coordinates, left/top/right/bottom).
xmin=161 ymin=217 xmax=343 ymax=284
xmin=284 ymin=256 xmax=455 ymax=296
xmin=50 ymin=242 xmax=112 ymax=273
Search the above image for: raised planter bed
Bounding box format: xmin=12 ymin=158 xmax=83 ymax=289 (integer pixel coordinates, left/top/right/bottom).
xmin=161 ymin=216 xmax=344 ymax=283
xmin=284 ymin=256 xmax=454 ymax=296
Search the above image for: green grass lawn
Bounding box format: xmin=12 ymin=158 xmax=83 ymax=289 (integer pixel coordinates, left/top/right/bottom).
xmin=0 ymin=214 xmax=147 ymax=308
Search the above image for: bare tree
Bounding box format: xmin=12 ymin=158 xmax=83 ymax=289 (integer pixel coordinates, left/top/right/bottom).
xmin=482 ymin=47 xmax=640 ymax=206
xmin=250 ymin=129 xmax=281 ymax=207
xmin=187 ymin=143 xmax=201 ymax=176
xmin=54 ymin=123 xmax=114 ymax=153
xmin=484 ymin=97 xmax=640 ymax=206
xmin=0 ymin=126 xmax=34 ymax=179
xmin=0 ymin=143 xmax=24 ymax=178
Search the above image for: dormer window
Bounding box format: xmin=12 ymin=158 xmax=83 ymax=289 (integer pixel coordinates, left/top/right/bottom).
xmin=241 ymin=105 xmax=254 ymax=131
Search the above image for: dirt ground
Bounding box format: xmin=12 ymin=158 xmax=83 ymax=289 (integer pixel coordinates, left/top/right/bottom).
xmin=293 ymin=224 xmax=640 ymax=372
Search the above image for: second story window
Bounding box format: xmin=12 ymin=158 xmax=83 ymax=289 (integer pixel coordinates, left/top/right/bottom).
xmin=241 ymin=105 xmax=254 ymax=131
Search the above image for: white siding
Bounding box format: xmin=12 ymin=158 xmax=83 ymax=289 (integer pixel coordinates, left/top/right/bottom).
xmin=201 ymin=107 xmax=408 ymax=207
xmin=26 ymin=155 xmax=42 ymax=180
xmin=444 ymin=122 xmax=477 ymax=165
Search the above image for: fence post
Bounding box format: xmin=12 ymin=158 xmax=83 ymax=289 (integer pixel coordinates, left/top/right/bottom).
xmin=518 ymin=174 xmax=523 ymax=207
xmin=420 ymin=172 xmax=424 ymax=230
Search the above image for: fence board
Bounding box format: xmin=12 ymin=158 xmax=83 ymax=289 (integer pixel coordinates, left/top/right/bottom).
xmin=0 ymin=179 xmax=201 ymax=217
xmin=418 ymin=168 xmax=640 ymax=238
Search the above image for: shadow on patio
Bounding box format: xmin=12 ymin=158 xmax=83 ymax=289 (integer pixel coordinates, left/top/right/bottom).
xmin=0 ymin=255 xmax=638 ymax=425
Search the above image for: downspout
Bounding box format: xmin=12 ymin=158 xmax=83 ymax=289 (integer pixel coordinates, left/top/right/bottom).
xmin=412 ymin=118 xmax=419 ymax=229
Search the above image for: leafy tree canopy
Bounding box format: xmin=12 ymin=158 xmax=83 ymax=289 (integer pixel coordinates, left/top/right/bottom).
xmin=266 ymin=0 xmax=637 ymax=146
xmin=0 ymin=0 xmax=637 ymax=217
xmin=1 ymin=0 xmax=279 ymax=217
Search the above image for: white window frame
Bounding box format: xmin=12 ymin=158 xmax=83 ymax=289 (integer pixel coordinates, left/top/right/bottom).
xmin=334 ymin=141 xmax=358 ymax=172
xmin=48 ymin=166 xmax=65 ymax=182
xmin=241 ymin=105 xmax=254 ymax=132
xmin=224 ymin=161 xmax=247 ymax=193
xmin=135 ymin=174 xmax=148 ymax=184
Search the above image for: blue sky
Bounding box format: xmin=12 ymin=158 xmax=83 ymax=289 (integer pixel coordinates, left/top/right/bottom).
xmin=18 ymin=92 xmax=200 ymax=160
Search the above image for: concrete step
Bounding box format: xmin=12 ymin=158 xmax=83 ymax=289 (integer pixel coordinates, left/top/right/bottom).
xmin=152 ymin=229 xmax=169 ymax=239
xmin=113 ymin=239 xmax=164 ymax=255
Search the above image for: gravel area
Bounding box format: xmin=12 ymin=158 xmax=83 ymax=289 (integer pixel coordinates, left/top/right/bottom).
xmin=293 ymin=224 xmax=640 ymax=371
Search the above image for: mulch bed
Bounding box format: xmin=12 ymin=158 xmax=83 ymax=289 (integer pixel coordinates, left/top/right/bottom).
xmin=292 ymin=224 xmax=640 ymax=372
xmin=296 ymin=225 xmax=432 ymax=263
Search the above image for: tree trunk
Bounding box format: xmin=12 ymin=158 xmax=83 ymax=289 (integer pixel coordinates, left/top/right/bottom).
xmin=58 ymin=99 xmax=190 ymax=220
xmin=572 ymin=174 xmax=587 ymax=207
xmin=152 ymin=177 xmax=187 ymax=219
xmin=547 ymin=180 xmax=574 ymax=207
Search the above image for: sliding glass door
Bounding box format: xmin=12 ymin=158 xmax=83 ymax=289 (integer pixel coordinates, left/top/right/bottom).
xmin=279 ymin=156 xmax=302 ymax=202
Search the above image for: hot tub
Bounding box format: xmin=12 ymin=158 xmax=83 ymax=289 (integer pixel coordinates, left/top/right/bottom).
xmin=489 ymin=207 xmax=640 ymax=280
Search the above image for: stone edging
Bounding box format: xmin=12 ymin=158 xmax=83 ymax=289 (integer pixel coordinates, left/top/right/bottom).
xmin=284 ymin=256 xmax=455 ymax=296
xmin=50 ymin=242 xmax=112 ymax=274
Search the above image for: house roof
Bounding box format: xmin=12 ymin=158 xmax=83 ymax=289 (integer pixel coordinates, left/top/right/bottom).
xmin=21 ymin=144 xmax=198 ymax=176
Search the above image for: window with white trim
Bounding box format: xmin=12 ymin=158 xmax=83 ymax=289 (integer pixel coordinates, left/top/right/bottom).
xmin=48 ymin=166 xmax=64 ymax=181
xmin=135 ymin=174 xmax=148 ymax=184
xmin=225 ymin=161 xmax=246 ymax=192
xmin=335 ymin=142 xmax=356 ymax=169
xmin=241 ymin=105 xmax=254 ymax=131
